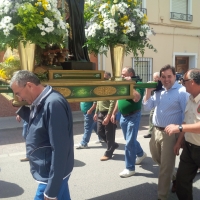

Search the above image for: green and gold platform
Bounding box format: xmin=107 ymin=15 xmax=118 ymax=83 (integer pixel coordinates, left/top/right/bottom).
xmin=0 ymin=70 xmax=157 ymax=103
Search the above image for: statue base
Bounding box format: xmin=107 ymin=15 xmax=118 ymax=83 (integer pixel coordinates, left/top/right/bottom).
xmin=61 ymin=61 xmax=95 ymax=70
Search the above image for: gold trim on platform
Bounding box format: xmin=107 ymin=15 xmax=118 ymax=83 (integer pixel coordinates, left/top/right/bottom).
xmin=43 ymin=80 xmax=134 ymax=86
xmin=1 ymin=93 xmax=13 ymax=101
xmin=93 ymin=86 xmax=117 ymax=96
xmin=65 ymin=96 xmax=132 ymax=103
xmin=53 ymin=87 xmax=71 ymax=97
xmin=48 ymin=70 xmax=105 ymax=81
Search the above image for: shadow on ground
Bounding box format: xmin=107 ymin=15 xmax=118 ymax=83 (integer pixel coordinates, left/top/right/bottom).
xmin=0 ymin=180 xmax=24 ymax=198
xmin=0 ymin=129 xmax=24 ymax=145
xmin=87 ymin=183 xmax=158 ymax=200
xmin=86 ymin=182 xmax=200 ymax=200
xmin=74 ymin=159 xmax=86 ymax=167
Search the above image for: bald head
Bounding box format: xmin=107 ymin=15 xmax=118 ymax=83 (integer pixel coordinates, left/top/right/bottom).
xmin=153 ymin=72 xmax=160 ymax=82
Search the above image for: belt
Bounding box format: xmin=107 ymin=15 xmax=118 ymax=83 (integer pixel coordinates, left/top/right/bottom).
xmin=155 ymin=126 xmax=165 ymax=131
xmin=186 ymin=141 xmax=200 ymax=148
xmin=99 ymin=111 xmax=108 ymax=114
xmin=122 ymin=110 xmax=140 ymax=117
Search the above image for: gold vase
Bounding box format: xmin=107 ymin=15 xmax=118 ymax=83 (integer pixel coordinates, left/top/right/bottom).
xmin=110 ymin=44 xmax=125 ymax=81
xmin=18 ymin=41 xmax=36 ymax=72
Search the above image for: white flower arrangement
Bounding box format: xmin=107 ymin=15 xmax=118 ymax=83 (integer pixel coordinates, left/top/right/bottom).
xmin=0 ymin=0 xmax=68 ymax=49
xmin=84 ymin=0 xmax=156 ymax=56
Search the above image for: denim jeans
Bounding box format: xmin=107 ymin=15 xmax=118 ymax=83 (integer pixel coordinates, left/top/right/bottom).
xmin=22 ymin=120 xmax=28 ymax=157
xmin=34 ymin=176 xmax=71 ymax=200
xmin=81 ymin=112 xmax=98 ymax=146
xmin=120 ymin=111 xmax=144 ymax=171
xmin=22 ymin=120 xmax=28 ymax=139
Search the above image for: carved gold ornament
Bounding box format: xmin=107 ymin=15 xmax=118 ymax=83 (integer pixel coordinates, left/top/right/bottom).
xmin=53 ymin=87 xmax=71 ymax=97
xmin=93 ymin=86 xmax=117 ymax=96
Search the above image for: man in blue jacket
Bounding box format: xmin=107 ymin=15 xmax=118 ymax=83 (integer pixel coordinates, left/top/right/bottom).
xmin=10 ymin=70 xmax=74 ymax=200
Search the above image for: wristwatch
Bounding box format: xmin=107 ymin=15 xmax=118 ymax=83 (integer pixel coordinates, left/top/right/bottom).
xmin=179 ymin=125 xmax=183 ymax=132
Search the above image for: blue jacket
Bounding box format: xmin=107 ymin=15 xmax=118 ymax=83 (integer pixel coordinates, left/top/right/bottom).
xmin=18 ymin=90 xmax=74 ymax=198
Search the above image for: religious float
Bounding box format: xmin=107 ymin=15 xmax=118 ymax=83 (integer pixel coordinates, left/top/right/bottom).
xmin=0 ymin=0 xmax=157 ymax=104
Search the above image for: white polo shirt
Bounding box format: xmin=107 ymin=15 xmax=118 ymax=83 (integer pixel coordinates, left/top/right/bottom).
xmin=184 ymin=93 xmax=200 ymax=146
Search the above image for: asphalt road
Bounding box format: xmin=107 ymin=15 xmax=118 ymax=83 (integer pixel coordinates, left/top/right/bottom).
xmin=0 ymin=116 xmax=200 ymax=200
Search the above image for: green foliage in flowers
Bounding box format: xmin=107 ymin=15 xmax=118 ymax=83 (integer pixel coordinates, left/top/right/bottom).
xmin=15 ymin=3 xmax=43 ymax=39
xmin=0 ymin=55 xmax=21 ymax=79
xmin=0 ymin=0 xmax=68 ymax=49
xmin=84 ymin=0 xmax=157 ymax=57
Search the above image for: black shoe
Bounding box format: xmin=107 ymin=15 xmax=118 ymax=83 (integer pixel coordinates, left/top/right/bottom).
xmin=144 ymin=134 xmax=151 ymax=138
xmin=114 ymin=143 xmax=119 ymax=149
xmin=171 ymin=180 xmax=176 ymax=193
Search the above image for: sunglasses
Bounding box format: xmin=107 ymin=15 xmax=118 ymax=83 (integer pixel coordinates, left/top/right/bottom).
xmin=180 ymin=78 xmax=191 ymax=84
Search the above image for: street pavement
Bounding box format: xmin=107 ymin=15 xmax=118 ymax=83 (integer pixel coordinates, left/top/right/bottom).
xmin=0 ymin=112 xmax=200 ymax=200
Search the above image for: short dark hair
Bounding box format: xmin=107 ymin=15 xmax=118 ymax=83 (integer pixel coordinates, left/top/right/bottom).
xmin=104 ymin=71 xmax=111 ymax=78
xmin=126 ymin=67 xmax=135 ymax=76
xmin=10 ymin=70 xmax=40 ymax=87
xmin=123 ymin=67 xmax=135 ymax=76
xmin=188 ymin=69 xmax=200 ymax=85
xmin=160 ymin=64 xmax=175 ymax=76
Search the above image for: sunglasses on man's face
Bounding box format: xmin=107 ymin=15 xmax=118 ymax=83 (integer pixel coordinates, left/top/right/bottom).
xmin=180 ymin=78 xmax=191 ymax=85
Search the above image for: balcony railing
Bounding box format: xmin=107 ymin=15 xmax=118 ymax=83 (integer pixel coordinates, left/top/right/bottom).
xmin=140 ymin=8 xmax=147 ymax=15
xmin=170 ymin=12 xmax=193 ymax=22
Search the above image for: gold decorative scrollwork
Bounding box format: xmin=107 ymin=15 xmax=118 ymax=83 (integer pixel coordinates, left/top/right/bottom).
xmin=53 ymin=87 xmax=71 ymax=97
xmin=93 ymin=86 xmax=117 ymax=96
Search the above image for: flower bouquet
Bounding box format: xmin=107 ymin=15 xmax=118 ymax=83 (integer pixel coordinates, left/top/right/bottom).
xmin=84 ymin=0 xmax=157 ymax=57
xmin=0 ymin=0 xmax=68 ymax=49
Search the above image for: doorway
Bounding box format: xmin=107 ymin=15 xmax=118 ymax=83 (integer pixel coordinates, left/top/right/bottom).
xmin=175 ymin=56 xmax=189 ymax=74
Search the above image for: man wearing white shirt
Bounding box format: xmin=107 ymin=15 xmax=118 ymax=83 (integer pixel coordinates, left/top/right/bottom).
xmin=165 ymin=68 xmax=200 ymax=200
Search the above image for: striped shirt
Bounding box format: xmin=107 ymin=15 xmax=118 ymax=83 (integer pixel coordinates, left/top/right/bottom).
xmin=143 ymin=81 xmax=189 ymax=127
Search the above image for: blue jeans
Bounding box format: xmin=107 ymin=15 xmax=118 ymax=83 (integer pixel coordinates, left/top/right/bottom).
xmin=34 ymin=176 xmax=70 ymax=200
xmin=81 ymin=113 xmax=98 ymax=146
xmin=22 ymin=120 xmax=28 ymax=139
xmin=120 ymin=111 xmax=144 ymax=171
xmin=22 ymin=120 xmax=28 ymax=157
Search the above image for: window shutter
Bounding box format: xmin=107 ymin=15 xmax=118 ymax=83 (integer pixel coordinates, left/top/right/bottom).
xmin=172 ymin=0 xmax=187 ymax=14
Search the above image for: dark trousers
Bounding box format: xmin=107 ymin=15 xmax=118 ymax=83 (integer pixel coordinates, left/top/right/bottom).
xmin=176 ymin=141 xmax=200 ymax=200
xmin=97 ymin=111 xmax=117 ymax=158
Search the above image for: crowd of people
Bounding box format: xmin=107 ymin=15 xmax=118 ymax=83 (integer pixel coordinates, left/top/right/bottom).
xmin=11 ymin=66 xmax=200 ymax=200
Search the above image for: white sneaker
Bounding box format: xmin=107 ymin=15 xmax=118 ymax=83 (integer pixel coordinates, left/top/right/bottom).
xmin=75 ymin=143 xmax=88 ymax=149
xmin=119 ymin=169 xmax=135 ymax=178
xmin=135 ymin=152 xmax=147 ymax=165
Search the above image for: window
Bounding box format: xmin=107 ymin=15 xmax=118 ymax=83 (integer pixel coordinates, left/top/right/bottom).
xmin=132 ymin=57 xmax=153 ymax=83
xmin=170 ymin=0 xmax=192 ymax=21
xmin=137 ymin=0 xmax=147 ymax=15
